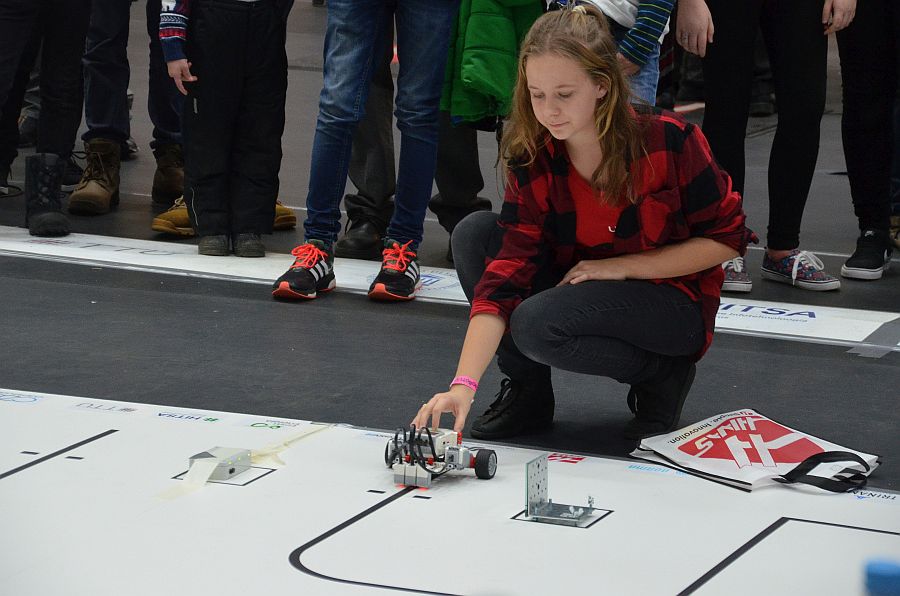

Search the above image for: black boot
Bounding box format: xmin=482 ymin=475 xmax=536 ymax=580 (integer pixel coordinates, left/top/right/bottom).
xmin=25 ymin=153 xmax=69 ymax=237
xmin=470 ymin=377 xmax=555 ymax=440
xmin=624 ymin=357 xmax=696 ymax=440
xmin=334 ymin=219 xmax=384 ymax=260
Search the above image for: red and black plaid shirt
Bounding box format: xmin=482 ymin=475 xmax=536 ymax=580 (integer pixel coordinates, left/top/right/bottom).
xmin=471 ymin=110 xmax=753 ymax=359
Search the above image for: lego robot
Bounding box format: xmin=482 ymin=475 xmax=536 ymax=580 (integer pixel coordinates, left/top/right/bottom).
xmin=385 ymin=426 xmax=497 ymax=488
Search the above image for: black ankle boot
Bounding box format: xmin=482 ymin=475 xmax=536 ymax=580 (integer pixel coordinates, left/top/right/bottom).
xmin=470 ymin=377 xmax=554 ymax=440
xmin=624 ymin=357 xmax=696 ymax=440
xmin=25 ymin=153 xmax=69 ymax=237
xmin=334 ymin=219 xmax=384 ymax=260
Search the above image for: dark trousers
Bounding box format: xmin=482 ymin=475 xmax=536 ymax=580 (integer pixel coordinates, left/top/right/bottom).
xmin=82 ymin=0 xmax=183 ymax=149
xmin=837 ymin=0 xmax=899 ymax=231
xmin=182 ymin=0 xmax=287 ymax=236
xmin=344 ymin=28 xmax=490 ymax=236
xmin=702 ymin=0 xmax=827 ymax=250
xmin=0 ymin=0 xmax=89 ymax=169
xmin=452 ymin=212 xmax=705 ymax=385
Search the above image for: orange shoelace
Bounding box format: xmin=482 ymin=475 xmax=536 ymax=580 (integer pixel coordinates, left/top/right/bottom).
xmin=289 ymin=243 xmax=329 ymax=269
xmin=382 ymin=240 xmax=416 ymax=272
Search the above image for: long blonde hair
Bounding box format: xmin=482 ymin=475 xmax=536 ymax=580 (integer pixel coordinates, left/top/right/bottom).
xmin=501 ymin=4 xmax=645 ymax=205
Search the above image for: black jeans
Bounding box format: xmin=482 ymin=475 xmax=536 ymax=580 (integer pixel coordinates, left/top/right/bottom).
xmin=702 ymin=0 xmax=827 ymax=250
xmin=0 ymin=0 xmax=89 ymax=169
xmin=453 ymin=212 xmax=705 ymax=385
xmin=836 ymin=0 xmax=899 ymax=231
xmin=81 ymin=0 xmax=183 ymax=149
xmin=182 ymin=0 xmax=287 ymax=236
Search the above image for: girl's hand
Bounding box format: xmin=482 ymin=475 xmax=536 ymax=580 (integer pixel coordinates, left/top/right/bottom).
xmin=412 ymin=386 xmax=475 ymax=434
xmin=676 ymin=0 xmax=715 ymax=58
xmin=167 ymin=59 xmax=197 ymax=95
xmin=557 ymin=258 xmax=628 ymax=286
xmin=822 ymin=0 xmax=855 ymax=35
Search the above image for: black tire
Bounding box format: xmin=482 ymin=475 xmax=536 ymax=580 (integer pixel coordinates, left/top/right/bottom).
xmin=385 ymin=442 xmax=398 ymax=468
xmin=474 ymin=449 xmax=497 ymax=479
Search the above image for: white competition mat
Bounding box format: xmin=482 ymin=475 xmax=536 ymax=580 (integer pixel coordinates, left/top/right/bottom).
xmin=1 ymin=225 xmax=898 ymax=354
xmin=2 ymin=388 xmax=898 ymax=595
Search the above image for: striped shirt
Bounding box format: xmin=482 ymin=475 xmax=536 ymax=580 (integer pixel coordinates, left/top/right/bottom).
xmin=590 ymin=0 xmax=675 ymax=67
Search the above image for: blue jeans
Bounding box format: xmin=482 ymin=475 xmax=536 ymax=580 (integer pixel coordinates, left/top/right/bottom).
xmin=82 ymin=0 xmax=182 ymax=149
xmin=608 ymin=18 xmax=661 ymax=106
xmin=303 ymin=0 xmax=459 ymax=249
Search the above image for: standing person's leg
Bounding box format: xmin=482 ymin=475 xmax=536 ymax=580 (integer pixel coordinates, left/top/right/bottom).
xmin=301 ymin=0 xmax=389 ymax=247
xmin=36 ymin=0 xmax=89 ymax=162
xmin=181 ymin=0 xmax=243 ymax=252
xmin=147 ymin=0 xmax=185 ymax=209
xmin=701 ymin=0 xmax=759 ymax=293
xmin=81 ymin=0 xmax=130 ymax=147
xmin=429 ymin=111 xmax=491 ymax=262
xmin=69 ymin=0 xmax=125 ymax=214
xmin=365 ymin=0 xmax=457 ymax=301
xmin=0 ymin=0 xmax=40 ymax=190
xmin=273 ymin=0 xmax=388 ymax=301
xmin=386 ymin=0 xmax=458 ymax=248
xmin=228 ymin=0 xmax=288 ymax=256
xmin=701 ymin=0 xmax=760 ymax=197
xmin=337 ymin=24 xmax=396 ymax=260
xmin=837 ymin=0 xmax=896 ymax=280
xmin=758 ymin=0 xmax=839 ymax=290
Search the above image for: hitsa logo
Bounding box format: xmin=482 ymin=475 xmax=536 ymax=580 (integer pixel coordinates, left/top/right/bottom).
xmin=678 ymin=415 xmax=823 ymax=469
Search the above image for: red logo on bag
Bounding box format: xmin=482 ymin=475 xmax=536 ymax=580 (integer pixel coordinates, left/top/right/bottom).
xmin=678 ymin=415 xmax=824 ymax=468
xmin=548 ymin=453 xmax=585 ymax=464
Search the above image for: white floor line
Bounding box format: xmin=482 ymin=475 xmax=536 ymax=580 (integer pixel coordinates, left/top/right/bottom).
xmin=2 ymin=226 xmax=898 ymax=354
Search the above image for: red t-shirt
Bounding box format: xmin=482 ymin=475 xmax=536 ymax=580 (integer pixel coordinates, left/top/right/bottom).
xmin=568 ymin=163 xmax=628 ymax=250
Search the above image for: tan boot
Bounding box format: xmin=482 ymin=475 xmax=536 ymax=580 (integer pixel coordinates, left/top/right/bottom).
xmin=68 ymin=138 xmax=120 ymax=215
xmin=274 ymin=200 xmax=297 ymax=230
xmin=151 ymin=144 xmax=183 ymax=209
xmin=151 ymin=196 xmax=195 ymax=236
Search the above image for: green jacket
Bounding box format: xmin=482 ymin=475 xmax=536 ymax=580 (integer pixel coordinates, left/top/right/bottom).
xmin=440 ymin=0 xmax=543 ymax=124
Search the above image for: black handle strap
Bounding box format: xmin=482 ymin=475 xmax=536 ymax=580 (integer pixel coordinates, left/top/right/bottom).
xmin=774 ymin=451 xmax=871 ymax=492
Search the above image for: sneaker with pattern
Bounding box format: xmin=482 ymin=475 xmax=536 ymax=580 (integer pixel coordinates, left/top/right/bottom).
xmin=721 ymin=256 xmax=752 ymax=292
xmin=272 ymin=240 xmax=335 ymax=300
xmin=367 ymin=239 xmax=421 ymax=301
xmin=761 ymin=249 xmax=840 ymax=291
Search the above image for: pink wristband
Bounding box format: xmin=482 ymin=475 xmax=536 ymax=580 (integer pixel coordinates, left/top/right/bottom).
xmin=450 ymin=375 xmax=479 ymax=392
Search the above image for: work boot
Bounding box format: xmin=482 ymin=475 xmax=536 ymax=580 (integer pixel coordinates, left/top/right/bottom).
xmin=152 ymin=196 xmax=295 ymax=237
xmin=624 ymin=357 xmax=696 ymax=440
xmin=25 ymin=153 xmax=69 ymax=237
xmin=470 ymin=377 xmax=555 ymax=440
xmin=151 ymin=143 xmax=183 ymax=209
xmin=233 ymin=233 xmax=265 ymax=257
xmin=68 ymin=138 xmax=120 ymax=215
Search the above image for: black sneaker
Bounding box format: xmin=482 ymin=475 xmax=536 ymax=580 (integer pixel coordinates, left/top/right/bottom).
xmin=367 ymin=239 xmax=420 ymax=301
xmin=470 ymin=378 xmax=554 ymax=440
xmin=841 ymin=229 xmax=893 ymax=280
xmin=233 ymin=233 xmax=265 ymax=258
xmin=624 ymin=358 xmax=695 ymax=440
xmin=60 ymin=156 xmax=84 ymax=192
xmin=272 ymin=240 xmax=335 ymax=300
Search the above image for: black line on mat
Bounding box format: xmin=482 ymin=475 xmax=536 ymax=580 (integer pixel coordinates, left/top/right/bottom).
xmin=289 ymin=486 xmax=460 ymax=595
xmin=678 ymin=517 xmax=900 ymax=594
xmin=0 ymin=429 xmax=118 ymax=480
